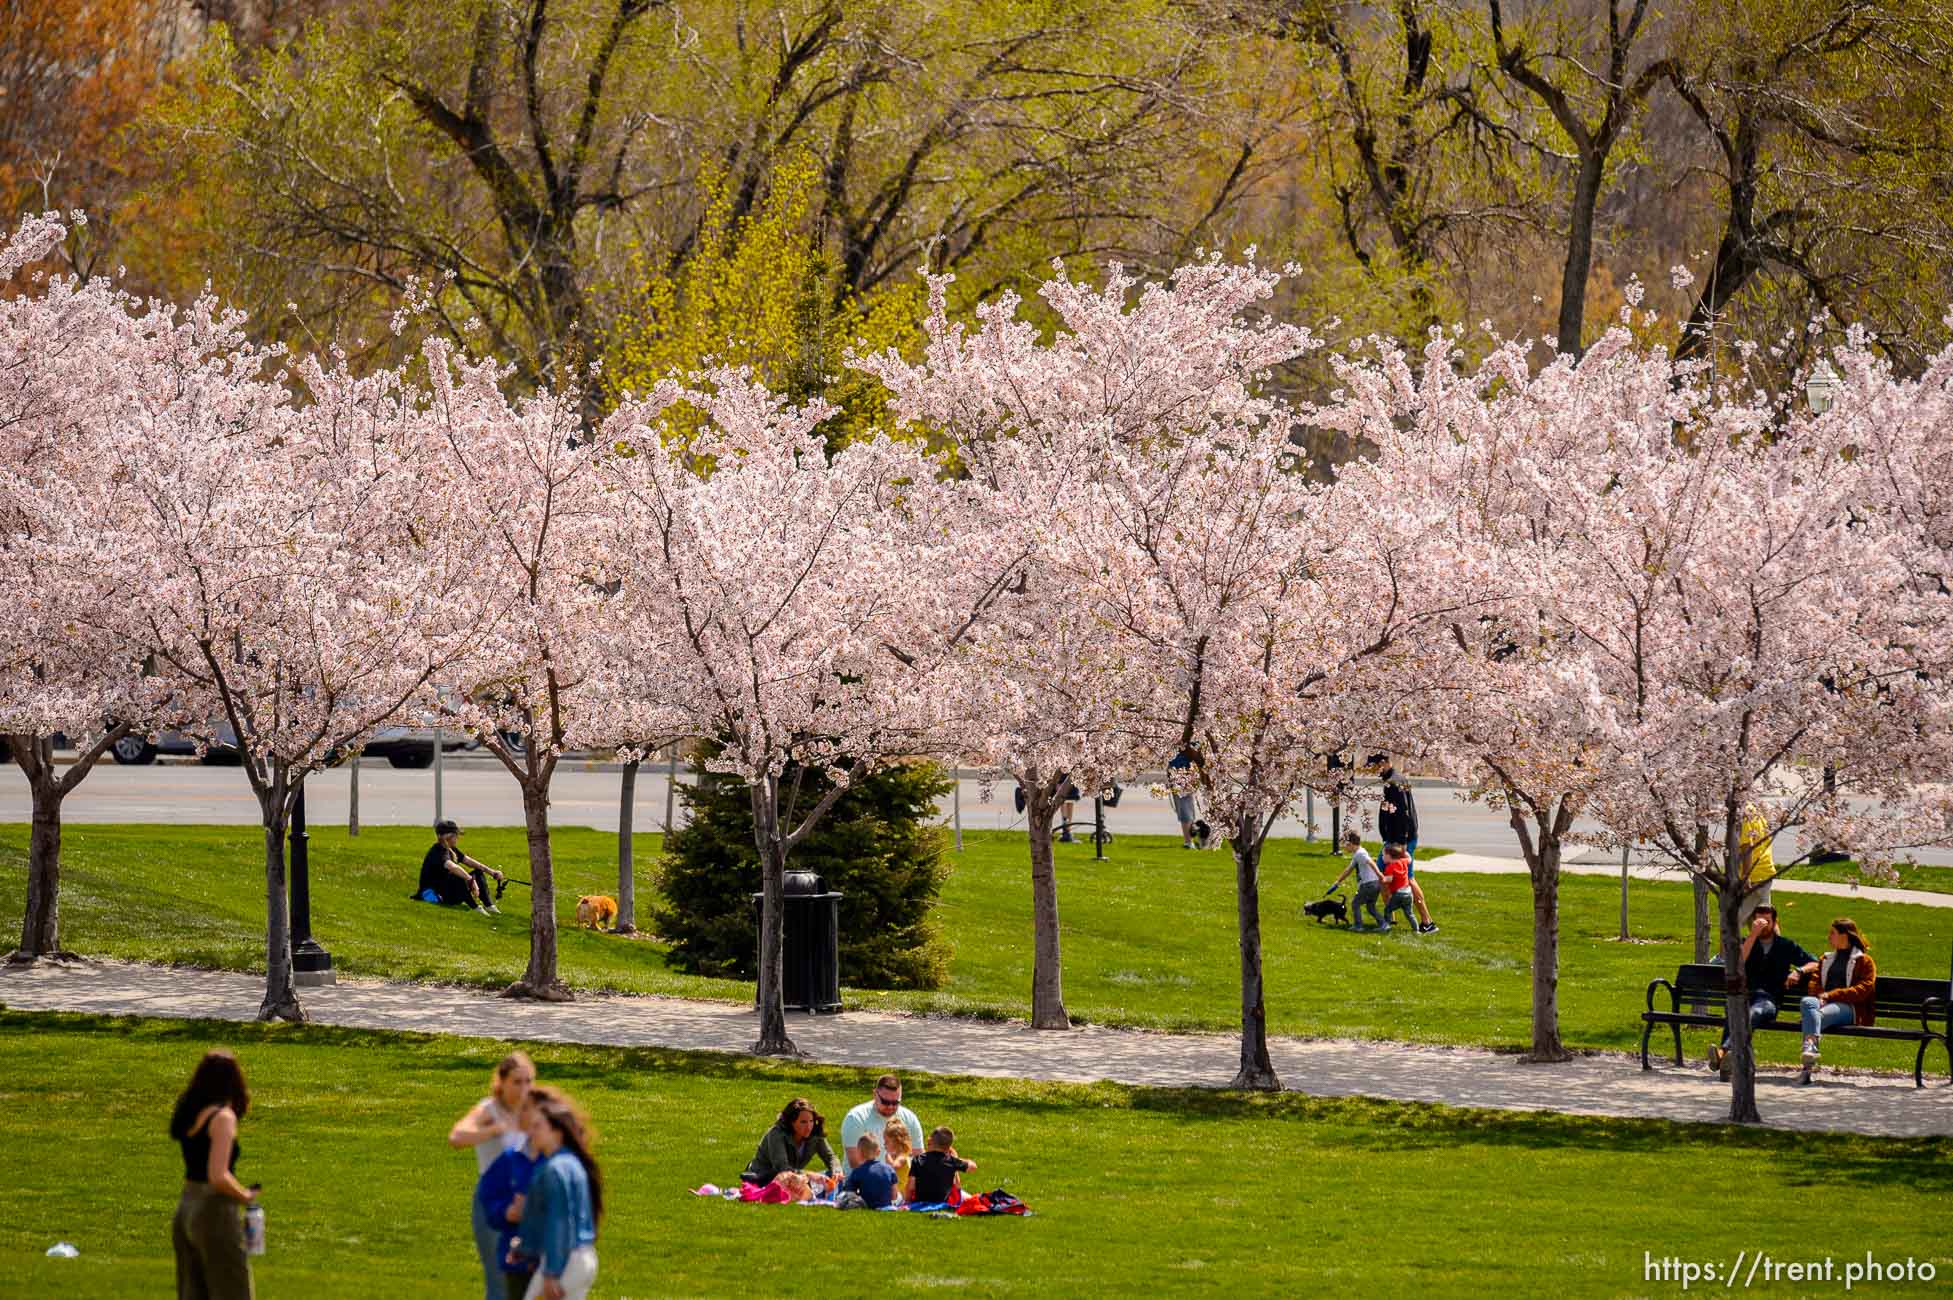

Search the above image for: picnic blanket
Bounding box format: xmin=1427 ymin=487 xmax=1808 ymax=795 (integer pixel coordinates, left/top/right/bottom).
xmin=689 ymin=1184 xmax=1030 ymax=1216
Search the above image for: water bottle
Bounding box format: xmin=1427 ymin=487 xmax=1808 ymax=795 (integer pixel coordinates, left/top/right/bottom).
xmin=243 ymin=1204 xmax=266 ymax=1256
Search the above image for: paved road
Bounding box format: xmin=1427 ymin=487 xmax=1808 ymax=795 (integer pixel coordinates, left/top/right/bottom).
xmin=9 ymin=757 xmax=1952 ymax=868
xmin=3 ymin=959 xmax=1946 ymax=1138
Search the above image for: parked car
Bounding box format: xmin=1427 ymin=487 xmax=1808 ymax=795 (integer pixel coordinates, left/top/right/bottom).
xmin=110 ymin=723 xmax=466 ymax=768
xmin=358 ymin=726 xmax=473 ymax=769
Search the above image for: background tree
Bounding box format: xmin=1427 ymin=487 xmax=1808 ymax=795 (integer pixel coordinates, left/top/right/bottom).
xmin=138 ymin=0 xmax=1217 ymax=414
xmin=0 ymin=0 xmax=173 ymax=281
xmin=654 ymin=755 xmax=954 ymax=990
xmin=1662 ymin=1 xmax=1953 ymax=375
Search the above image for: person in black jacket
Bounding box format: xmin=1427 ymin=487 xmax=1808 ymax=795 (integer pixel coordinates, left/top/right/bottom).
xmin=417 ymin=819 xmax=506 ymax=914
xmin=1377 ymin=768 xmax=1437 ymax=933
xmin=1706 ymin=905 xmax=1814 ymax=1077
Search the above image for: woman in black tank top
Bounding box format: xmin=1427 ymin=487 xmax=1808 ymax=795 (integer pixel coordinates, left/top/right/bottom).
xmin=169 ymin=1051 xmax=257 ymax=1300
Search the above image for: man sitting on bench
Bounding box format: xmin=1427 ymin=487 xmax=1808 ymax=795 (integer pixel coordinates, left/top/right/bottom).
xmin=416 ymin=819 xmax=506 ymax=915
xmin=1706 ymin=904 xmax=1814 ymax=1077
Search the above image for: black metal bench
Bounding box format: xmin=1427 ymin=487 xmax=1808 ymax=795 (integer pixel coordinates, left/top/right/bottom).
xmin=1640 ymin=962 xmax=1951 ymax=1087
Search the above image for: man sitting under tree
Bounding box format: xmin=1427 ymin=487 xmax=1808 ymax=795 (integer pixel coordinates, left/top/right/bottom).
xmin=1706 ymin=904 xmax=1814 ymax=1078
xmin=415 ymin=819 xmax=506 ymax=915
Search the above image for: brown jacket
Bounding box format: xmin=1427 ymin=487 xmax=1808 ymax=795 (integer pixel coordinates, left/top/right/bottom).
xmin=1792 ymin=948 xmax=1877 ymax=1027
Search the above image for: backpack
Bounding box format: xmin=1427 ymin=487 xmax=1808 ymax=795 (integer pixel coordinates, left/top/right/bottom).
xmin=954 ymin=1188 xmax=1029 ymax=1216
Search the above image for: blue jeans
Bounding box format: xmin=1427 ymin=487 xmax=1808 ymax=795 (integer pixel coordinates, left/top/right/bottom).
xmin=1383 ymin=889 xmax=1417 ymax=928
xmin=1404 ymin=836 xmax=1418 ymax=877
xmin=472 ymin=1196 xmax=502 ymax=1300
xmin=1352 ymin=880 xmax=1383 ymax=927
xmin=1720 ymin=994 xmax=1778 ymax=1047
xmin=1801 ymin=997 xmax=1854 ymax=1039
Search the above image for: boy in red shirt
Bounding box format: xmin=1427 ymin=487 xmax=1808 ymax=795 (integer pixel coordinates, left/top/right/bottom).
xmin=1379 ymin=844 xmax=1417 ymax=933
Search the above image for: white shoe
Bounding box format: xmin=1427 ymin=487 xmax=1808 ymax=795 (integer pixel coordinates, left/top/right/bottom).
xmin=474 ymin=903 xmax=492 ymax=915
xmin=485 ymin=903 xmax=502 ymax=915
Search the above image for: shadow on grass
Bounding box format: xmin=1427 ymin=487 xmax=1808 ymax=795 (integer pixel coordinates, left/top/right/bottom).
xmin=13 ymin=1010 xmax=1948 ymax=1191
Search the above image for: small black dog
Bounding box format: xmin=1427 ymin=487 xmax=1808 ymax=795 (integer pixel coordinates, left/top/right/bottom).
xmin=1302 ymin=893 xmax=1349 ymax=925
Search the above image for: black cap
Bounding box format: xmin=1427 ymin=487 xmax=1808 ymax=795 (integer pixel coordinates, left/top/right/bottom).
xmin=434 ymin=819 xmax=460 ymax=835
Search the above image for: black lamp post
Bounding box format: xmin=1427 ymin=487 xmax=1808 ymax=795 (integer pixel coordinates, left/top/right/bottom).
xmin=289 ymin=777 xmax=334 ymax=986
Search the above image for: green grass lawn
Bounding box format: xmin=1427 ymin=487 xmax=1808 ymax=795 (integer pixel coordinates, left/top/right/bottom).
xmin=4 ymin=824 xmax=1950 ymax=1074
xmin=2 ymin=1012 xmax=1948 ymax=1299
xmin=1787 ymin=860 xmax=1953 ymax=895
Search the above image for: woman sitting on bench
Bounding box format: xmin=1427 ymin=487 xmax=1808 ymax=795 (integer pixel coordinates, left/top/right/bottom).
xmin=1788 ymin=917 xmax=1876 ymax=1087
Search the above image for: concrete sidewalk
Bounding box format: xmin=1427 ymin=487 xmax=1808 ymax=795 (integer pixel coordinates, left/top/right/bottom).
xmin=3 ymin=960 xmax=1946 ymax=1139
xmin=1421 ymin=852 xmax=1953 ymax=911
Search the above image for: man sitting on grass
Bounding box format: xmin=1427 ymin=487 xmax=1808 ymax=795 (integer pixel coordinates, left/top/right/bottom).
xmin=415 ymin=819 xmax=506 ymax=915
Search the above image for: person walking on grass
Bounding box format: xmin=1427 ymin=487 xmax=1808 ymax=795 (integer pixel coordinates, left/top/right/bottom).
xmin=477 ymin=1092 xmax=540 ymax=1300
xmin=451 ymin=1052 xmax=536 ymax=1300
xmin=1377 ymin=768 xmax=1438 ymax=932
xmin=514 ymin=1090 xmax=602 ymax=1300
xmin=1787 ymin=918 xmax=1877 ymax=1087
xmin=1378 ymin=844 xmax=1418 ymax=932
xmin=1327 ymin=830 xmax=1384 ymax=929
xmin=1168 ymin=748 xmax=1201 ymax=849
xmin=170 ymin=1050 xmax=258 ymax=1300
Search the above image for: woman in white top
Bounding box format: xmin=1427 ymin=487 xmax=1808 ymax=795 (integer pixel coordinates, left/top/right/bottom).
xmin=450 ymin=1051 xmax=536 ymax=1300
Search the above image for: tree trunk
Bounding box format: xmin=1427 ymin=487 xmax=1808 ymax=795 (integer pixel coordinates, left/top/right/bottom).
xmin=1719 ymin=883 xmax=1761 ymax=1124
xmin=615 ymin=758 xmax=638 ymax=935
xmin=1692 ymin=874 xmax=1712 ymax=962
xmin=10 ymin=731 xmax=120 ymax=963
xmin=1556 ymin=155 xmax=1605 ymax=356
xmin=504 ymin=781 xmax=571 ymax=1001
xmin=1228 ymin=811 xmax=1280 ymax=1090
xmin=749 ymin=782 xmax=797 ymax=1055
xmin=1527 ymin=841 xmax=1570 ymax=1062
xmin=347 ymin=752 xmax=360 ymax=836
xmin=1023 ymin=784 xmax=1069 ymax=1030
xmin=257 ymin=814 xmax=304 ymax=1023
xmin=15 ymin=778 xmax=66 ymax=961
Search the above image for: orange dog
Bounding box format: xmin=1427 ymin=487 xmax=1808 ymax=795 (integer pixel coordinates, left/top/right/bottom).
xmin=575 ymin=895 xmax=618 ymax=930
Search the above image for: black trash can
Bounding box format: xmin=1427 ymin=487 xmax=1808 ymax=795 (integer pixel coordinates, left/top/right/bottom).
xmin=752 ymin=868 xmax=843 ymax=1013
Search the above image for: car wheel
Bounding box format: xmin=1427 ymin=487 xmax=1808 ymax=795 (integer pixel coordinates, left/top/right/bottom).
xmin=111 ymin=734 xmax=158 ymax=765
xmin=388 ymin=745 xmax=436 ymax=769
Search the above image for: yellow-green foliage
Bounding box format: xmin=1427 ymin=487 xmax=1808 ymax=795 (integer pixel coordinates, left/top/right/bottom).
xmin=602 ymin=154 xmax=923 ymax=448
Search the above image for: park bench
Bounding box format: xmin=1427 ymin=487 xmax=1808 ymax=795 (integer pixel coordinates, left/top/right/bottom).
xmin=1640 ymin=962 xmax=1951 ymax=1087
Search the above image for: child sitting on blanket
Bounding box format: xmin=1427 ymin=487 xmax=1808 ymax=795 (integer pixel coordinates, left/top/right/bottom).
xmin=771 ymin=1170 xmax=816 ymax=1203
xmin=905 ymin=1126 xmax=977 ymax=1205
xmin=838 ymin=1133 xmax=899 ymax=1209
xmin=881 ymin=1119 xmax=914 ymax=1183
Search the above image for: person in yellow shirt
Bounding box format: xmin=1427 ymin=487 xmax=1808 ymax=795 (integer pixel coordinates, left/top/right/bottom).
xmin=1737 ymin=802 xmax=1777 ymax=925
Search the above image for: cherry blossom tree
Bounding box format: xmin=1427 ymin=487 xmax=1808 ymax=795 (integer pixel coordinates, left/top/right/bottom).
xmin=1543 ymin=344 xmax=1953 ymax=1123
xmin=0 ymin=215 xmax=183 ymax=961
xmin=1315 ymin=325 xmax=1709 ymax=1062
xmin=855 ymin=262 xmax=1327 ymax=1031
xmin=411 ymin=338 xmax=612 ymax=1001
xmin=97 ymin=329 xmax=491 ymax=1020
xmin=595 ymin=370 xmax=964 ymax=1055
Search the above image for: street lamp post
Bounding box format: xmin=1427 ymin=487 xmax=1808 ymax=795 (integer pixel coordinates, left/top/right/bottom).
xmin=289 ymin=777 xmax=334 ymax=986
xmin=1806 ymin=360 xmax=1840 ymax=416
xmin=1805 ymin=360 xmax=1851 ymax=864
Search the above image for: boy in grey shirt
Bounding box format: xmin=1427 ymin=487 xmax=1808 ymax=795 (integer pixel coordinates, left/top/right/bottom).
xmin=1328 ymin=830 xmax=1385 ymax=929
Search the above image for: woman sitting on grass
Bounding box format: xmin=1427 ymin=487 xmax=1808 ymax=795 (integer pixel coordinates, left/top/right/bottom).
xmin=1788 ymin=917 xmax=1877 ymax=1086
xmin=741 ymin=1097 xmax=839 ymax=1187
